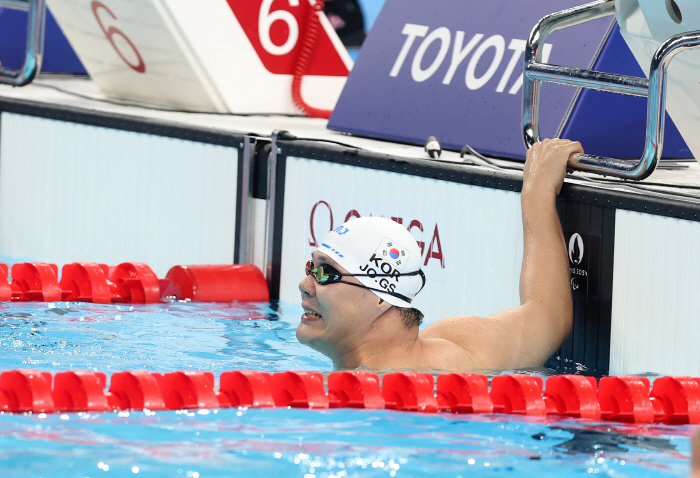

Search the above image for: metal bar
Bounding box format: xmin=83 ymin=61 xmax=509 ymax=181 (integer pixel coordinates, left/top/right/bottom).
xmin=0 ymin=0 xmax=30 ymax=11
xmin=568 ymin=29 xmax=700 ymax=179
xmin=236 ymin=136 xmax=254 ymax=264
xmin=264 ymin=132 xmax=280 ymax=289
xmin=0 ymin=0 xmax=46 ymax=86
xmin=525 ymin=63 xmax=648 ymax=97
xmin=522 ymin=0 xmax=700 ymax=180
xmin=523 ymin=0 xmax=616 ymax=151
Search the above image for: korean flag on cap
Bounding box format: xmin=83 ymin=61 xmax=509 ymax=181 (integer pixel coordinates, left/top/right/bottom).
xmin=375 ymin=237 xmax=410 ymax=271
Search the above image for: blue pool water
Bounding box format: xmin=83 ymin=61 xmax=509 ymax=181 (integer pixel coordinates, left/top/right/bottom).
xmin=0 ymin=302 xmax=331 ymax=373
xmin=0 ymin=302 xmax=695 ymax=477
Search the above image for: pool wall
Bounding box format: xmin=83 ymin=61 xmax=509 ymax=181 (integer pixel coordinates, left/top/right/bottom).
xmin=279 ymin=157 xmax=523 ymax=322
xmin=0 ymin=110 xmax=243 ymax=278
xmin=0 ymin=98 xmax=698 ymax=377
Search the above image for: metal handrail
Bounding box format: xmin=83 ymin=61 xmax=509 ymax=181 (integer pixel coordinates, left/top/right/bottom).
xmin=0 ymin=0 xmax=46 ymax=86
xmin=522 ymin=0 xmax=700 ymax=180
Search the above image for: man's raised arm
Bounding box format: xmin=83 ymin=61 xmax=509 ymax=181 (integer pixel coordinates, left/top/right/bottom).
xmin=421 ymin=139 xmax=580 ymax=370
xmin=512 ymin=138 xmax=580 ymax=365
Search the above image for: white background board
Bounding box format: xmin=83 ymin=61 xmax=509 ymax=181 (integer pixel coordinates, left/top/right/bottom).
xmin=279 ymin=157 xmax=524 ymax=325
xmin=0 ymin=113 xmax=238 ymax=277
xmin=610 ymin=209 xmax=700 ymax=376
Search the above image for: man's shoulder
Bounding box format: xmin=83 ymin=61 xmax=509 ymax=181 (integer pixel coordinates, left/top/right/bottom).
xmin=419 ymin=314 xmax=484 ymax=341
xmin=416 ymin=336 xmax=476 ymax=372
xmin=417 ymin=314 xmax=492 ymax=369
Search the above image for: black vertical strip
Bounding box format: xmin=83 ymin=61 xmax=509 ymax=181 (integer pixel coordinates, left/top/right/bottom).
xmin=584 ymin=233 xmax=601 ymax=367
xmin=558 ymin=201 xmax=581 ymax=372
xmin=584 ymin=205 xmax=604 ymax=370
xmin=572 ymin=202 xmax=592 ymax=368
xmin=547 ymin=199 xmax=615 ymax=376
xmin=268 ymin=154 xmax=288 ymax=303
xmin=233 ymin=144 xmax=245 ymax=264
xmin=597 ymin=207 xmax=616 ymax=372
xmin=576 ymin=203 xmax=595 ymax=368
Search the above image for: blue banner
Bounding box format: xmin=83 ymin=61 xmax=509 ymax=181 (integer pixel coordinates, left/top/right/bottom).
xmin=328 ymin=0 xmax=615 ymax=159
xmin=0 ymin=8 xmax=86 ymax=74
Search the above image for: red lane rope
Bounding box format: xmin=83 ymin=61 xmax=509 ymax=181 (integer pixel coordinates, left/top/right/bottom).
xmin=291 ymin=0 xmax=333 ymax=119
xmin=1 ymin=369 xmax=698 ymax=425
xmin=0 ymin=262 xmax=269 ymax=303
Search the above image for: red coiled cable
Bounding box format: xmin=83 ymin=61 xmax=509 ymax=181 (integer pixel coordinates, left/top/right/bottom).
xmin=292 ymin=0 xmax=333 ymax=119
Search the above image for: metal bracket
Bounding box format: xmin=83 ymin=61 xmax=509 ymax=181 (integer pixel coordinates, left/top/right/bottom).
xmin=235 ymin=136 xmax=255 ymax=265
xmin=522 ymin=0 xmax=700 ymax=180
xmin=0 ymin=0 xmax=47 ymax=86
xmin=264 ymin=131 xmax=281 ymax=291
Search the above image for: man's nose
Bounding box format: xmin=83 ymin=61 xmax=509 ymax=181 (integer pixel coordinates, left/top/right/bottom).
xmin=299 ymin=275 xmax=316 ymax=296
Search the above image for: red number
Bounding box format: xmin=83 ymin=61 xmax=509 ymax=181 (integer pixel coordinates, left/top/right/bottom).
xmin=309 ymin=200 xmax=333 ymax=247
xmin=226 ymin=0 xmax=348 ymax=76
xmin=91 ymin=1 xmax=146 ymax=73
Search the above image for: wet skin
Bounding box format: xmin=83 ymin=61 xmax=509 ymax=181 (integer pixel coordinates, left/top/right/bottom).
xmin=298 ymin=249 xmax=477 ymax=370
xmin=297 ymin=250 xmax=392 ymax=366
xmin=298 ymin=139 xmax=582 ymax=372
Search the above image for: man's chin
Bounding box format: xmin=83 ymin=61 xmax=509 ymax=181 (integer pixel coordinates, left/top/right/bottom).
xmin=296 ymin=322 xmax=319 ymax=345
xmin=296 ymin=323 xmax=328 ymax=353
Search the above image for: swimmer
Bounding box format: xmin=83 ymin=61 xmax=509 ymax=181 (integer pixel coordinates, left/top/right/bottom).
xmin=298 ymin=139 xmax=581 ymax=371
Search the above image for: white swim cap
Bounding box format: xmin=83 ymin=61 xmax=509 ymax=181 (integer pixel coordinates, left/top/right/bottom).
xmin=316 ymin=216 xmax=425 ymax=308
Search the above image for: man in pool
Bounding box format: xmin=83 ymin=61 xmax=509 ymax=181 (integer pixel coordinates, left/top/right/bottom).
xmin=297 ymin=139 xmax=580 ymax=371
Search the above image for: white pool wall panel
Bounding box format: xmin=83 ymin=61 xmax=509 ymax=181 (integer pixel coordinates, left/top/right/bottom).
xmin=279 ymin=157 xmax=523 ymax=325
xmin=610 ymin=209 xmax=700 ymax=376
xmin=0 ymin=113 xmax=238 ymax=277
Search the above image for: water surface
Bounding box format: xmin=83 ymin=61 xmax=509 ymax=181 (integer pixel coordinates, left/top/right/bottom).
xmin=0 ymin=302 xmax=694 ymax=478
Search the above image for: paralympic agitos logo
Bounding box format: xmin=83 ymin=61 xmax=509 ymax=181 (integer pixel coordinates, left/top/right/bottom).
xmin=308 ymin=200 xmax=445 ymax=270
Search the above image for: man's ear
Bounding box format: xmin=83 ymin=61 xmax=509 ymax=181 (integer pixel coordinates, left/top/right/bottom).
xmin=376 ymin=297 xmax=391 ymax=313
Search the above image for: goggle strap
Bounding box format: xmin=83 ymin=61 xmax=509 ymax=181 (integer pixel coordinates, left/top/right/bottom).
xmin=337 ymin=280 xmax=414 ymax=304
xmin=417 ymin=270 xmax=426 ymax=294
xmin=308 ymin=261 xmax=423 ymax=280
xmin=307 ymin=261 xmax=424 ymax=304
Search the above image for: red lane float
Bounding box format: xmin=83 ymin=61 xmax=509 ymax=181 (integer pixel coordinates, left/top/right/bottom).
xmin=60 ymin=263 xmax=112 ymax=304
xmin=107 ymin=371 xmax=166 ymax=411
xmin=0 ymin=262 xmax=269 ymax=304
xmin=162 ymin=264 xmax=269 ymax=302
xmin=328 ymin=371 xmax=385 ymax=409
xmin=11 ymin=263 xmax=62 ymax=302
xmin=436 ymin=373 xmax=493 ymax=413
xmin=0 ymin=264 xmax=12 ymax=302
xmin=52 ymin=371 xmax=111 ymax=412
xmin=156 ymin=371 xmax=221 ymax=410
xmin=544 ymin=375 xmax=601 ymax=419
xmin=382 ymin=372 xmax=438 ymax=412
xmin=598 ymin=376 xmax=655 ymax=423
xmin=109 ymin=262 xmax=160 ymax=304
xmin=0 ymin=369 xmax=54 ymax=413
xmin=269 ymin=371 xmax=329 ymax=408
xmin=219 ymin=370 xmax=275 ymax=408
xmin=491 ymin=374 xmax=547 ymax=415
xmin=2 ymin=369 xmax=699 ymax=425
xmin=650 ymin=376 xmax=700 ymax=424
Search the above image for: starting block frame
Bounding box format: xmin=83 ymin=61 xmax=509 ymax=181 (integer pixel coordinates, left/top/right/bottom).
xmin=523 ymin=0 xmax=700 ymax=180
xmin=0 ymin=0 xmax=46 ymax=86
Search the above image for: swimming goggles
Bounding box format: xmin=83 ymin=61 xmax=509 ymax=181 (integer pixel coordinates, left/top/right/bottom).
xmin=305 ymin=260 xmax=425 ymax=304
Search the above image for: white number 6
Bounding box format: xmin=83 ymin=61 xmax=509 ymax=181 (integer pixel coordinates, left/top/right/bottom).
xmin=259 ymin=0 xmax=300 ymax=56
